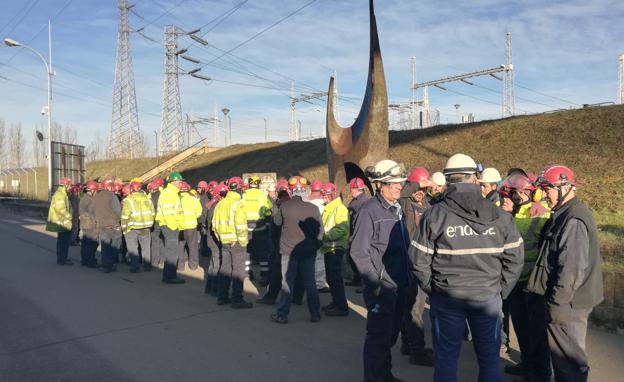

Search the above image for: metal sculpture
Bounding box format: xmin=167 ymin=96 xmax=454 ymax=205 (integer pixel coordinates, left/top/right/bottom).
xmin=325 ymin=0 xmax=389 ymax=194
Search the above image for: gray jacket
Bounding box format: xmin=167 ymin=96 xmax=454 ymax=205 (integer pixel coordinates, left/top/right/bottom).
xmin=410 ymin=183 xmax=524 ymax=302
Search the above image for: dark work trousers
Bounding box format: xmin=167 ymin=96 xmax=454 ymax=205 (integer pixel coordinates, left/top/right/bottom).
xmin=347 ymin=248 xmax=362 ymax=283
xmin=247 ymin=223 xmax=270 ymax=278
xmin=161 ymin=226 xmax=180 ymax=281
xmin=56 ymin=231 xmax=72 ymax=264
xmin=99 ymin=228 xmax=122 ymax=271
xmin=362 ymin=286 xmax=405 ymax=382
xmin=276 ymin=252 xmax=320 ymax=319
xmin=205 ymin=233 xmax=221 ymax=295
xmin=125 ymin=229 xmax=151 ymax=272
xmin=429 ymin=293 xmax=503 ymax=382
xmin=548 ymin=305 xmax=592 ymax=382
xmin=151 ymin=222 xmax=164 ymax=265
xmin=199 ymin=228 xmax=209 ymax=257
xmin=507 ymin=282 xmax=551 ymax=381
xmin=263 ymin=250 xmax=283 ymax=301
xmin=178 ymin=228 xmax=199 ymax=270
xmin=71 ymin=218 xmax=80 ymax=244
xmin=400 ymin=282 xmax=428 ymax=354
xmin=324 ymin=249 xmax=348 ymax=311
xmin=80 ymin=229 xmax=99 ymax=266
xmin=501 ymin=299 xmax=511 ymax=351
xmin=218 ymin=243 xmax=247 ymax=303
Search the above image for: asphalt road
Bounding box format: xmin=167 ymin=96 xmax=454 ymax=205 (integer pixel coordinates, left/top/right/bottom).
xmin=0 ymin=208 xmax=622 ymax=382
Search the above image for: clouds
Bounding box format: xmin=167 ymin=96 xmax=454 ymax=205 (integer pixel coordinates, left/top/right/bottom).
xmin=0 ymin=0 xmax=621 ymax=158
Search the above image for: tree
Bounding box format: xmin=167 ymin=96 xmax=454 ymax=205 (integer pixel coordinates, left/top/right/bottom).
xmin=0 ymin=119 xmax=6 ymax=169
xmin=31 ymin=124 xmax=46 ymax=167
xmin=9 ymin=123 xmax=26 ymax=167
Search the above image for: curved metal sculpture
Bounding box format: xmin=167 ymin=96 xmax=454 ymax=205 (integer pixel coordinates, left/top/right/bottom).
xmin=326 ymin=0 xmax=389 ymax=194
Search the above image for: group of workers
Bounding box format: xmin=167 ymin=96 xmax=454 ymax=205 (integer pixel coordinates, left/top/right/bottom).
xmin=45 ymin=153 xmax=603 ymax=382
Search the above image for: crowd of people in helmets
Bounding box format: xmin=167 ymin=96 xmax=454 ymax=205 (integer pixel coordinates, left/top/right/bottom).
xmin=45 ymin=152 xmax=603 ymax=382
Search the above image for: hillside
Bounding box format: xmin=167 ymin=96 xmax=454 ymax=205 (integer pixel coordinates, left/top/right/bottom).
xmin=19 ymin=105 xmax=624 ymax=264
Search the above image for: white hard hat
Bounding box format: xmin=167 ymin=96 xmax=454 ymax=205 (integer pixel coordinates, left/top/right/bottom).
xmin=479 ymin=168 xmax=502 ymax=183
xmin=366 ymin=159 xmax=407 ymax=183
xmin=443 ymin=153 xmax=478 ymax=175
xmin=431 ymin=172 xmax=446 ymax=186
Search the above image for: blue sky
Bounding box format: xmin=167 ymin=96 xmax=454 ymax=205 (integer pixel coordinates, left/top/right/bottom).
xmin=1 ymin=0 xmax=622 ymax=159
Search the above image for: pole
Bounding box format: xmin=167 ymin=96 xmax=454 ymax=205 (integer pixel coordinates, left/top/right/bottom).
xmin=263 ymin=118 xmax=267 ymax=142
xmin=47 ymin=20 xmax=53 ymax=198
xmin=228 ymin=116 xmax=232 ymax=146
xmin=154 ymin=131 xmax=158 ymax=156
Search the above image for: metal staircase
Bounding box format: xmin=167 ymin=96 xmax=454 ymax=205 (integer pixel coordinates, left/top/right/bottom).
xmin=138 ymin=140 xmax=214 ymax=182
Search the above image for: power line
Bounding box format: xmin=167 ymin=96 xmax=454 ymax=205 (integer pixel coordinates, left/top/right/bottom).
xmin=514 ymin=82 xmax=581 ymax=107
xmin=0 ymin=0 xmax=39 ymax=36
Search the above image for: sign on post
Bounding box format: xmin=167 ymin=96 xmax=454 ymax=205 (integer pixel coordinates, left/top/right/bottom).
xmin=51 ymin=141 xmax=86 ymax=188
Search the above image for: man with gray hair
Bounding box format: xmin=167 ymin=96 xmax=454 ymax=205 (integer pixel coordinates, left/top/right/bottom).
xmin=409 ymin=153 xmax=524 ymax=382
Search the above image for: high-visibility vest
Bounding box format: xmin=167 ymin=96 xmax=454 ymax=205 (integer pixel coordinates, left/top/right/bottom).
xmin=46 ymin=186 xmax=72 ymax=232
xmin=180 ymin=191 xmax=202 ymax=230
xmin=321 ymin=197 xmax=350 ymax=254
xmin=242 ymin=188 xmax=272 ymax=222
xmin=212 ymin=191 xmax=248 ymax=246
xmin=515 ymin=201 xmax=550 ymax=281
xmin=156 ymin=183 xmax=183 ymax=230
xmin=121 ymin=191 xmax=155 ymax=234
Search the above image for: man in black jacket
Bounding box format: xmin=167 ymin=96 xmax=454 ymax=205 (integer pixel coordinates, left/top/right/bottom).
xmin=351 ymin=159 xmax=410 ymax=382
xmin=92 ymin=179 xmax=123 ymax=273
xmin=409 ymin=153 xmax=524 ymax=382
xmin=528 ymin=165 xmax=603 ymax=382
xmin=346 ymin=177 xmax=369 ymax=288
xmin=271 ymin=176 xmax=323 ymax=324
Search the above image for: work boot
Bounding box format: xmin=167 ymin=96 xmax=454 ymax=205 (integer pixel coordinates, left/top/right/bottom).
xmin=231 ymin=300 xmax=253 ymax=309
xmin=216 ymin=298 xmax=232 ymax=306
xmin=310 ymin=315 xmax=321 ymax=323
xmin=383 ymin=372 xmax=406 ymax=382
xmin=322 ymin=302 xmax=336 ymax=312
xmin=504 ymin=363 xmax=526 ymax=376
xmin=270 ymin=314 xmax=288 ymax=324
xmin=324 ymin=307 xmax=349 ymax=317
xmin=143 ymin=263 xmax=152 ymax=272
xmin=163 ymin=277 xmax=185 ymax=284
xmin=317 ymin=286 xmax=330 ymax=293
xmin=409 ymin=349 xmax=434 ymax=366
xmin=256 ymin=296 xmax=276 ymax=305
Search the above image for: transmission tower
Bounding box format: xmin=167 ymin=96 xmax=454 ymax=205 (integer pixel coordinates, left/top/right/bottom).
xmin=618 ymin=54 xmax=624 ymax=105
xmin=159 ymin=25 xmax=184 ymax=156
xmin=108 ymin=0 xmax=142 ymax=159
xmin=503 ymin=32 xmax=515 ymax=117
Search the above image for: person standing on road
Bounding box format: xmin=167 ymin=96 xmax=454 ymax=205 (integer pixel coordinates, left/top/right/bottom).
xmin=92 ymin=179 xmax=123 ymax=273
xmin=270 ymin=176 xmax=323 ymax=324
xmin=177 ymin=184 xmax=202 ymax=271
xmin=308 ymin=180 xmax=330 ymax=293
xmin=346 ymin=177 xmax=369 ymax=289
xmin=46 ymin=177 xmax=75 ymax=266
xmin=528 ymin=165 xmax=604 ymax=382
xmin=69 ymin=184 xmax=82 ymax=246
xmin=204 ymin=182 xmax=227 ymax=295
xmin=212 ymin=177 xmax=253 ymax=309
xmin=410 ymin=153 xmax=524 ymax=382
xmin=242 ymin=176 xmax=273 ymax=285
xmin=196 ymin=181 xmax=211 ymax=258
xmin=320 ymin=182 xmax=350 ymax=317
xmin=120 ymin=180 xmax=155 ymax=273
xmin=148 ymin=178 xmax=165 ymax=267
xmin=156 ymin=172 xmax=186 ymax=284
xmin=79 ymin=181 xmax=100 ymax=268
xmin=351 ymin=159 xmax=410 ymax=382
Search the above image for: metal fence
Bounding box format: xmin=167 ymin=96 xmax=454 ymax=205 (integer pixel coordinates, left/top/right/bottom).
xmin=0 ymin=168 xmax=41 ymax=198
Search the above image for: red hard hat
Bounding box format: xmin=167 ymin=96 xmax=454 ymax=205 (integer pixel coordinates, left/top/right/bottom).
xmin=154 ymin=178 xmax=165 ymax=187
xmin=179 ymin=181 xmax=191 ymax=192
xmin=227 ymin=176 xmax=243 ymax=190
xmin=310 ymin=180 xmax=323 ymax=192
xmin=321 ymin=182 xmax=337 ymax=195
xmin=130 ymin=181 xmax=142 ymax=192
xmin=536 ymin=165 xmax=576 ymax=188
xmin=407 ymin=167 xmax=430 ymax=184
xmin=288 ymin=176 xmax=308 ymax=191
xmin=212 ymin=182 xmax=228 ymax=198
xmin=348 ymin=177 xmax=365 ymax=190
xmin=506 ymin=174 xmax=537 ymax=194
xmin=86 ymin=181 xmax=99 ymax=191
xmin=208 ymin=180 xmax=218 ymax=191
xmin=101 ymin=179 xmax=112 ymax=190
xmin=60 ymin=177 xmax=73 ymax=187
xmin=276 ymin=178 xmax=289 ymax=192
xmin=147 ymin=181 xmax=156 ymax=191
xmin=122 ymin=185 xmax=131 ymax=197
xmin=498 ymin=183 xmax=512 ymax=199
xmin=197 ymin=181 xmax=209 ymax=191
xmin=113 ymin=183 xmax=123 ymax=194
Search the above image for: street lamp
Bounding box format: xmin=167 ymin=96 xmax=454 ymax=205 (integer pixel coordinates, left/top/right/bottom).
xmin=5 ymin=22 xmax=54 ymax=198
xmin=221 ymin=108 xmax=230 ymax=146
xmin=263 ymin=117 xmax=267 ymax=142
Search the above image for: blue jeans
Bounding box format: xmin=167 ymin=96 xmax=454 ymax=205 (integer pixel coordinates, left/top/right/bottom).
xmin=56 ymin=231 xmax=72 ymax=264
xmin=276 ymin=252 xmax=320 ymax=319
xmin=430 ymin=293 xmax=503 ymax=382
xmin=99 ymin=228 xmax=122 ymax=271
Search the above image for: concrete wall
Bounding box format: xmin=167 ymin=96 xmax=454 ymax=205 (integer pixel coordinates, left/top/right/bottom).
xmin=591 ymin=270 xmax=624 ymax=331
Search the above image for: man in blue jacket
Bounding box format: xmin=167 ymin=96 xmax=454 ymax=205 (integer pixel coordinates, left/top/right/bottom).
xmin=351 ymin=159 xmax=410 ymax=382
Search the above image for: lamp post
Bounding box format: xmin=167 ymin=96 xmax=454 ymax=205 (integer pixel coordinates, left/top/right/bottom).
xmin=221 ymin=108 xmax=230 ymax=146
xmin=263 ymin=117 xmax=267 ymax=142
xmin=5 ymin=21 xmax=54 ymax=198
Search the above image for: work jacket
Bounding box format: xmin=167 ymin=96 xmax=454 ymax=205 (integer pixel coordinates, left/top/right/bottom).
xmin=243 ymin=188 xmax=272 ymax=227
xmin=274 ymin=195 xmax=323 ymax=257
xmin=92 ymin=189 xmax=122 ymax=231
xmin=156 ymin=183 xmax=183 ymax=230
xmin=180 ymin=191 xmax=202 ymax=230
xmin=120 ymin=191 xmax=155 ymax=234
xmin=212 ymin=191 xmax=248 ymax=246
xmin=347 ymin=192 xmax=369 ymax=237
xmin=79 ymin=193 xmax=97 ymax=231
xmin=46 ymin=186 xmax=72 ymax=232
xmin=514 ymin=201 xmax=550 ymax=281
xmin=321 ymin=197 xmax=350 ymax=254
xmin=410 ymin=183 xmax=524 ymax=302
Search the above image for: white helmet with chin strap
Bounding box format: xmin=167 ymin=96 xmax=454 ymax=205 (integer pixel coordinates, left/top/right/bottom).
xmin=365 ymin=159 xmax=407 ymax=183
xmin=443 ymin=153 xmax=480 ymax=176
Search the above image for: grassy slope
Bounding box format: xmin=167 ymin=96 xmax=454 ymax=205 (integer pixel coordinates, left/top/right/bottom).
xmin=50 ymin=105 xmax=624 ymax=265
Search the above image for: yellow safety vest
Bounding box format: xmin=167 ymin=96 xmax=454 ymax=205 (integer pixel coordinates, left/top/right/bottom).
xmin=180 ymin=191 xmax=202 ymax=230
xmin=46 ymin=186 xmax=72 ymax=232
xmin=156 ymin=183 xmax=183 ymax=230
xmin=321 ymin=197 xmax=350 ymax=254
xmin=515 ymin=201 xmax=550 ymax=281
xmin=121 ymin=191 xmax=155 ymax=234
xmin=242 ymin=188 xmax=272 ymax=222
xmin=212 ymin=191 xmax=248 ymax=246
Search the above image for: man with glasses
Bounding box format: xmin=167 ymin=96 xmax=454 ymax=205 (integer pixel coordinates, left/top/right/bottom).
xmin=351 ymin=159 xmax=410 ymax=382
